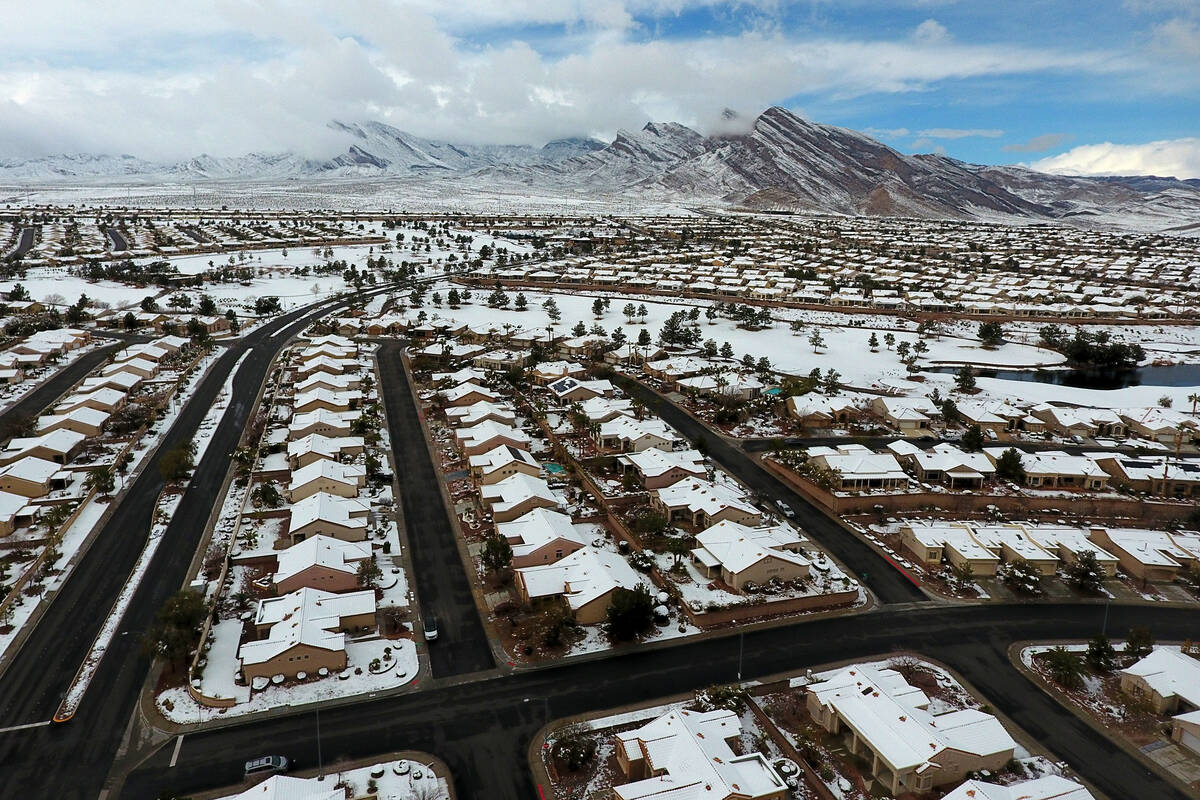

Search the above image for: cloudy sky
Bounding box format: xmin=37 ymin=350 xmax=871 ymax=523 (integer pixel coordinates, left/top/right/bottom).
xmin=2 ymin=0 xmax=1198 ymax=177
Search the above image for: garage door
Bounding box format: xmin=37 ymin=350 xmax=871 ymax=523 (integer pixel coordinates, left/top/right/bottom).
xmin=1181 ymin=730 xmax=1200 ymax=755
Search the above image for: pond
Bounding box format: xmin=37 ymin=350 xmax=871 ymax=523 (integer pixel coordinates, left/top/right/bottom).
xmin=925 ymin=363 xmax=1200 ymax=390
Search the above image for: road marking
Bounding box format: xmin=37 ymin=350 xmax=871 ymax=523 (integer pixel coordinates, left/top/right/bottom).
xmin=169 ymin=734 xmax=184 ymax=767
xmin=0 ymin=720 xmax=51 ymax=734
xmin=880 ymin=552 xmax=923 ymax=588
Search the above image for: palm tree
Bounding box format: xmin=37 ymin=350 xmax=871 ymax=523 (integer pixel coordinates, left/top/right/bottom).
xmin=1189 ymin=393 xmax=1199 ymax=416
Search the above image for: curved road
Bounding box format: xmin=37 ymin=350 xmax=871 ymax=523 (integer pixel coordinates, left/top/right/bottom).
xmin=0 ymin=289 xmax=390 ymax=800
xmin=121 ymin=603 xmax=1200 ymax=800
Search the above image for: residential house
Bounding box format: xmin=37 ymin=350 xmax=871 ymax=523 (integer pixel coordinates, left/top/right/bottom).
xmin=444 ymin=400 xmax=517 ymax=429
xmin=691 ymin=520 xmax=809 ymax=590
xmin=1091 ymin=453 xmax=1200 ymax=498
xmin=479 ymin=473 xmax=559 ymax=522
xmin=469 ymin=444 xmax=541 ymax=485
xmin=617 ymin=447 xmax=706 ymax=490
xmin=983 ymin=448 xmax=1109 ymax=490
xmin=287 ymin=492 xmax=370 ymax=543
xmin=530 ymin=360 xmax=586 ymax=386
xmin=0 ymin=429 xmax=86 ymax=466
xmin=901 ymin=522 xmax=1001 ymax=577
xmin=0 ymin=457 xmax=61 ymax=498
xmin=55 ymin=387 xmax=126 ymax=415
xmin=1119 ymin=648 xmax=1200 ymax=716
xmin=806 ymin=664 xmax=1016 ymax=794
xmin=496 ymin=507 xmax=588 ymax=568
xmin=547 ymin=376 xmax=614 ymax=403
xmin=941 ymin=777 xmax=1095 ymax=800
xmin=35 ymin=406 xmax=110 ymax=437
xmin=286 ymin=434 xmax=365 ymax=469
xmin=613 ymin=708 xmax=788 ymax=800
xmin=595 ymin=416 xmax=677 ymax=453
xmin=272 ymin=535 xmax=373 ymax=595
xmin=102 ymin=357 xmax=157 ymax=379
xmin=295 ymin=371 xmax=361 ymax=394
xmin=441 ymin=381 xmax=499 ymax=408
xmin=578 ymin=396 xmax=634 ymax=424
xmin=871 ymin=397 xmax=940 ymax=433
xmin=287 ymin=460 xmax=366 ymax=502
xmin=806 ymin=447 xmax=910 ymax=492
xmin=455 ymin=421 xmax=531 ymax=457
xmin=1087 ymin=527 xmax=1200 ymax=582
xmin=652 ymin=479 xmax=762 ymax=530
xmin=786 ymin=394 xmax=860 ymax=428
xmin=287 ymin=409 xmax=358 ymax=440
xmin=238 ymin=588 xmax=376 ymax=682
xmin=292 ymin=388 xmax=362 ymax=414
xmin=515 ymin=546 xmax=642 ymax=624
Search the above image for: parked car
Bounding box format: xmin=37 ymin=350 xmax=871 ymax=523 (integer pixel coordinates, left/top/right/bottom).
xmin=423 ymin=614 xmax=439 ymax=642
xmin=244 ymin=755 xmax=289 ymax=780
xmin=774 ymin=499 xmax=795 ymax=518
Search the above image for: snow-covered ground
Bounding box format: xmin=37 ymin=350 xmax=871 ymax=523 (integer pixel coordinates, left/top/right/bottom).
xmin=212 ymin=756 xmax=448 ymax=800
xmin=0 ymin=338 xmax=105 ymax=413
xmin=158 ymin=636 xmax=418 ymax=724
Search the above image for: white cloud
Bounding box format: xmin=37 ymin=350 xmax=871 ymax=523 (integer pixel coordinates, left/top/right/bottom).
xmin=916 ymin=127 xmax=1004 ymax=139
xmin=863 ymin=127 xmax=910 ymax=138
xmin=1029 ymin=137 xmax=1200 ymax=179
xmin=912 ymin=19 xmax=950 ymax=44
xmin=0 ymin=2 xmax=1135 ymax=159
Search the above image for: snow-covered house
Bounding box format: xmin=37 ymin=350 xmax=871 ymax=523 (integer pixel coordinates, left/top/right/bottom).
xmin=613 ymin=708 xmax=788 ymax=800
xmin=496 ymin=507 xmax=588 ymax=568
xmin=479 ymin=473 xmax=559 ymax=522
xmin=271 ymin=535 xmax=372 ymax=595
xmin=941 ymin=776 xmax=1094 ymax=800
xmin=652 ymin=478 xmax=762 ymax=529
xmin=239 ymin=587 xmax=376 ymax=682
xmin=617 ymin=447 xmax=706 ymax=490
xmin=515 ymin=546 xmax=642 ymax=624
xmin=690 ymin=520 xmax=809 ymax=590
xmin=806 ymin=663 xmax=1016 ymax=794
xmin=468 ymin=444 xmax=541 ymax=485
xmin=287 ymin=492 xmax=369 ymax=543
xmin=287 ymin=460 xmax=366 ymax=502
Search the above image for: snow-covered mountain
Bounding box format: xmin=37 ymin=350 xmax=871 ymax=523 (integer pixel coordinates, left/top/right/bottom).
xmin=2 ymin=108 xmax=1198 ymax=231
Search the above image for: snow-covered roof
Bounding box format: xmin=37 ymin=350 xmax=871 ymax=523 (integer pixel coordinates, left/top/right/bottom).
xmin=1121 ymin=648 xmax=1200 ymax=708
xmin=286 ymin=433 xmax=365 ymax=461
xmin=621 ymin=447 xmax=705 ymax=480
xmin=613 ymin=708 xmax=786 ymax=800
xmin=692 ymin=520 xmax=808 ymax=574
xmin=214 ymin=774 xmax=342 ymax=800
xmin=941 ymin=776 xmax=1094 ymax=800
xmin=480 ymin=473 xmax=557 ymax=513
xmin=807 ymin=664 xmax=1014 ymax=773
xmin=456 ymin=420 xmax=530 ymax=450
xmin=654 ymin=478 xmax=759 ymax=518
xmin=0 ymin=456 xmax=61 ymax=485
xmin=518 ymin=546 xmax=641 ymax=610
xmin=1 ymin=428 xmax=85 ymax=459
xmin=288 ymin=460 xmax=365 ymax=492
xmin=273 ymin=535 xmax=371 ymax=584
xmin=288 ymin=492 xmax=369 ymax=535
xmin=468 ymin=444 xmax=540 ymax=474
xmin=441 ymin=381 xmax=498 ymax=403
xmin=240 ymin=587 xmax=375 ymax=665
xmin=496 ymin=507 xmax=588 ymax=558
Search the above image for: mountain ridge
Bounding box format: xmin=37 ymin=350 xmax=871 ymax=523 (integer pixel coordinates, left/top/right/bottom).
xmin=2 ymin=108 xmax=1198 ymax=231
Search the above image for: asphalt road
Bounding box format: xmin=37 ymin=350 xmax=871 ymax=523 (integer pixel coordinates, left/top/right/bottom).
xmin=105 ymin=226 xmax=129 ymax=252
xmin=5 ymin=227 xmax=35 ymax=259
xmin=0 ymin=291 xmax=382 ymax=800
xmin=121 ymin=603 xmax=1200 ymax=800
xmin=0 ymin=340 xmax=122 ymax=435
xmin=614 ymin=375 xmax=928 ymax=604
xmin=375 ymin=341 xmax=495 ymax=678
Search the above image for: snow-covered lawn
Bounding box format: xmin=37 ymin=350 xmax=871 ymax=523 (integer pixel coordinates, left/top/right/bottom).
xmin=157 ymin=636 xmax=418 ymax=724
